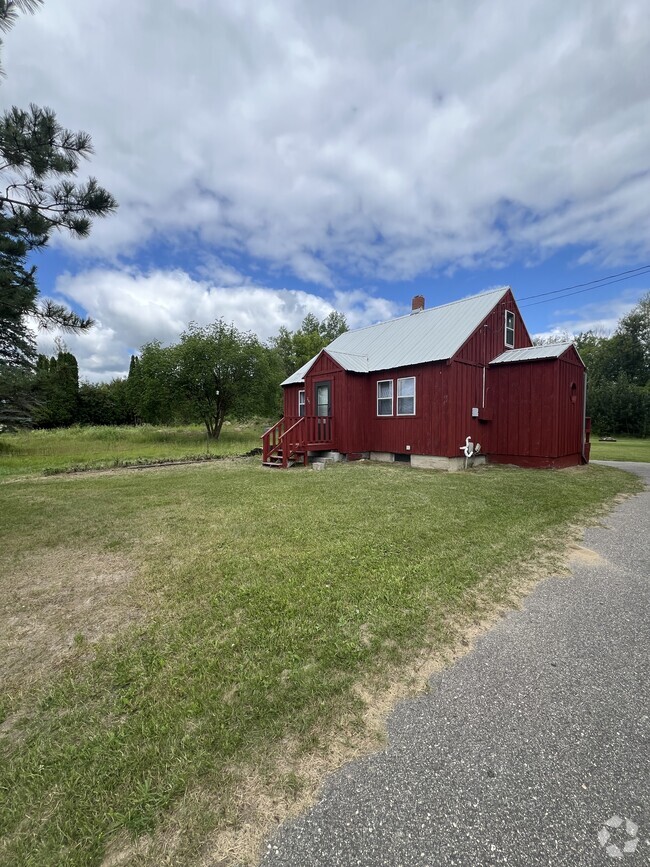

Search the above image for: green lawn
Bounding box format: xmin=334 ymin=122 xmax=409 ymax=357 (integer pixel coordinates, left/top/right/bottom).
xmin=0 ymin=422 xmax=265 ymax=477
xmin=0 ymin=458 xmax=642 ymax=866
xmin=590 ymin=436 xmax=650 ymax=462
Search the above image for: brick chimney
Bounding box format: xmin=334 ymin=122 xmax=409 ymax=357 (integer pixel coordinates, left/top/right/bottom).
xmin=411 ymin=294 xmax=425 ymax=313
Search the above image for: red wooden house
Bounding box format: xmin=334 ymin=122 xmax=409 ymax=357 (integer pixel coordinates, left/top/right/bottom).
xmin=262 ymin=287 xmax=590 ymax=470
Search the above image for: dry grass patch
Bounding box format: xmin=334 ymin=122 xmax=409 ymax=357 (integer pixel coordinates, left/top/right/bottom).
xmin=0 ymin=549 xmax=141 ymax=705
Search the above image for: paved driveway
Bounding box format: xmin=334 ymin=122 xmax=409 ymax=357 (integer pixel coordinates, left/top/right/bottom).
xmin=261 ymin=462 xmax=649 ymax=866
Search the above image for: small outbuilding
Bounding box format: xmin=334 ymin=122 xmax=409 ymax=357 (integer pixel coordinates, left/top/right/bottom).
xmin=263 ymin=287 xmax=590 ymax=470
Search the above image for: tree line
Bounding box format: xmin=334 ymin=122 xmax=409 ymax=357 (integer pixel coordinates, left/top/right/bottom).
xmin=28 ymin=312 xmax=348 ymax=436
xmin=535 ymin=292 xmax=649 ymax=436
xmin=30 ymin=293 xmax=649 ymax=439
xmin=574 ymin=293 xmax=649 ymax=437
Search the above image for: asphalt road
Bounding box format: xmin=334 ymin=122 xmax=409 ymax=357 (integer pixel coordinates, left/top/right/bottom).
xmin=261 ymin=462 xmax=650 ymax=866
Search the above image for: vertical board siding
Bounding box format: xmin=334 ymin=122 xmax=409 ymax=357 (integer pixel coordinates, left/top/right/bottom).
xmin=455 ymin=289 xmax=532 ymax=364
xmin=283 ymin=384 xmax=302 ymax=418
xmin=358 ymin=362 xmax=450 ymax=455
xmin=489 ymin=360 xmax=558 ymax=457
xmin=447 ymin=361 xmax=487 ymax=457
xmin=486 ymin=346 xmax=585 ymax=464
xmin=557 ymin=352 xmax=585 ymax=457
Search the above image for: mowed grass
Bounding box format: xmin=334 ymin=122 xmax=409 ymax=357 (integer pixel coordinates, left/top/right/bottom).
xmin=0 ymin=459 xmax=642 ymax=866
xmin=0 ymin=422 xmax=266 ymax=477
xmin=590 ymin=436 xmax=650 ymax=462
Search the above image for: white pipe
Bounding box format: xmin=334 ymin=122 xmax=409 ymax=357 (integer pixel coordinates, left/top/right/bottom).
xmin=460 ymin=436 xmax=474 ymax=469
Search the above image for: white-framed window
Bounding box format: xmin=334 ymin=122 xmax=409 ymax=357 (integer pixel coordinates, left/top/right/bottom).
xmin=377 ymin=380 xmax=393 ymax=416
xmin=504 ymin=310 xmax=515 ymax=348
xmin=397 ymin=376 xmax=416 ymax=415
xmin=298 ymin=389 xmax=305 ymax=417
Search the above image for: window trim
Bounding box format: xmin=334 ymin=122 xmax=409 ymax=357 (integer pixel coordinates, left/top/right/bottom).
xmin=377 ymin=379 xmax=393 ymax=416
xmin=504 ymin=310 xmax=515 ymax=348
xmin=298 ymin=389 xmax=305 ymax=417
xmin=396 ymin=376 xmax=416 ymax=416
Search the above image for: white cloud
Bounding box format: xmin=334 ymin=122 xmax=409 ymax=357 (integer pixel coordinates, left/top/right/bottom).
xmin=37 ymin=268 xmax=399 ymax=381
xmin=3 ymin=0 xmax=650 ymax=281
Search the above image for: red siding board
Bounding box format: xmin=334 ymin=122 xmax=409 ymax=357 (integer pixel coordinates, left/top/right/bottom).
xmin=283 ymin=384 xmax=302 ymax=418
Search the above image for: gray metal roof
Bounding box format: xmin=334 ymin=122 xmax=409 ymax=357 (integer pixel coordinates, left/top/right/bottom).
xmin=490 ymin=342 xmax=575 ymax=365
xmin=281 ymin=286 xmax=510 ymax=385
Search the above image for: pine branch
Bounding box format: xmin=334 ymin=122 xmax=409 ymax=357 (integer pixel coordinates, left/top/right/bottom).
xmin=35 ymin=300 xmax=94 ymax=332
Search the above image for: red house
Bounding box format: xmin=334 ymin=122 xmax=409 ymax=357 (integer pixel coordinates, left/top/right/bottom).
xmin=262 ymin=287 xmax=590 ymax=470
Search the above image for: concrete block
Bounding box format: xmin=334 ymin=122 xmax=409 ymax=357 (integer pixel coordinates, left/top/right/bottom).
xmin=410 ymin=454 xmax=487 ymax=472
xmin=370 ymin=451 xmax=395 ymax=462
xmin=411 ymin=455 xmax=450 ymax=471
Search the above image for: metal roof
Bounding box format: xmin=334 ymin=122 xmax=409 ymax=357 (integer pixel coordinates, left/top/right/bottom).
xmin=490 ymin=342 xmax=575 ymax=365
xmin=281 ymin=286 xmax=510 ymax=385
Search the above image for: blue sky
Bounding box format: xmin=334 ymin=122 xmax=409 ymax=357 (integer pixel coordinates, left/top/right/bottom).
xmin=5 ymin=0 xmax=649 ymax=380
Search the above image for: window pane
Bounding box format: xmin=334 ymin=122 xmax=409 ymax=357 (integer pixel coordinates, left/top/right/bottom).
xmin=378 ymin=380 xmax=392 ymax=398
xmin=378 ymin=398 xmax=392 ymax=416
xmin=398 ymin=377 xmax=414 ymax=397
xmin=397 ymin=396 xmax=414 ymax=415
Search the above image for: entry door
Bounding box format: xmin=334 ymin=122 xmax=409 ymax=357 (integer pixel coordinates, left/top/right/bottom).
xmin=315 ymin=381 xmax=331 ymax=416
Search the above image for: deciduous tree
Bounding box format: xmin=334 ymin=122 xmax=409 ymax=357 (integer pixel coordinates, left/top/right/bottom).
xmin=175 ymin=321 xmax=281 ymax=439
xmin=271 ymin=311 xmax=348 ymax=377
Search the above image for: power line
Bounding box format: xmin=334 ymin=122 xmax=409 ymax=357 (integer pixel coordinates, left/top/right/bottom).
xmin=517 ymin=265 xmax=650 ymax=308
xmin=516 ymin=264 xmax=650 ymax=303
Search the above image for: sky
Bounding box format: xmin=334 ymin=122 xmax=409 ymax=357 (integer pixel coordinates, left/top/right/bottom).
xmin=3 ymin=0 xmax=650 ymax=381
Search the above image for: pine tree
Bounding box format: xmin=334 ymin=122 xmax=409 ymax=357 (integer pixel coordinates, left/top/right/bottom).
xmin=0 ymin=218 xmax=37 ymax=428
xmin=0 ymin=1 xmax=117 ymax=427
xmin=126 ymin=354 xmax=142 ymax=424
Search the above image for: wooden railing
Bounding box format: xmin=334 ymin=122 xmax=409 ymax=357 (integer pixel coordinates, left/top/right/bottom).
xmin=262 ymin=417 xmax=293 ymax=463
xmin=304 ymin=415 xmax=333 ymax=446
xmin=262 ymin=415 xmax=335 ymax=465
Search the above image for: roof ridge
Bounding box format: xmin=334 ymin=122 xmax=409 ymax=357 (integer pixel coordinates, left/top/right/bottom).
xmin=329 ymin=285 xmax=510 ymax=342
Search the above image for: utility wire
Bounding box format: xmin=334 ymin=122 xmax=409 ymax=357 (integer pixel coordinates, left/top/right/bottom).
xmin=516 ymin=265 xmax=650 ymax=308
xmin=516 ymin=264 xmax=650 ymax=302
xmin=519 ymin=269 xmax=650 ymax=308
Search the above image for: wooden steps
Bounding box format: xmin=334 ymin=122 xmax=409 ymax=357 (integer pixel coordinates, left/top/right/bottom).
xmin=261 ymin=448 xmax=306 ymax=469
xmin=261 ymin=418 xmax=310 ymax=469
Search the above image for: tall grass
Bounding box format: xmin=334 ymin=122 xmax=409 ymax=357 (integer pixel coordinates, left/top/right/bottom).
xmin=0 ymin=422 xmax=267 ymax=477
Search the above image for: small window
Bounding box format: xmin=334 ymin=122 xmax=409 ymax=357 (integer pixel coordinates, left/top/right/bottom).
xmin=397 ymin=377 xmax=416 ymax=415
xmin=505 ymin=310 xmax=515 ymax=348
xmin=377 ymin=380 xmax=393 ymax=416
xmin=315 ymin=381 xmax=331 ymax=417
xmin=298 ymin=389 xmax=305 ymax=417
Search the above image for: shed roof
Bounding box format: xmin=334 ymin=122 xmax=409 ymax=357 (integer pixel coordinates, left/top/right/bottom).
xmin=490 ymin=343 xmax=576 ymax=365
xmin=282 ymin=286 xmax=510 ymax=385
